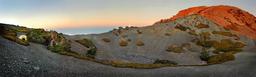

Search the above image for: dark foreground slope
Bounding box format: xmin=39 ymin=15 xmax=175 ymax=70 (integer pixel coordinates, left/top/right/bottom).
xmin=1 ymin=36 xmax=256 ymax=77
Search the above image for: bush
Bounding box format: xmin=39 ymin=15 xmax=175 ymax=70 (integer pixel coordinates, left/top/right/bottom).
xmin=195 ymin=23 xmax=209 ymax=29
xmin=166 ymin=45 xmax=183 ymax=53
xmin=136 ymin=40 xmax=144 ymax=46
xmin=87 ymin=47 xmax=97 ymax=58
xmin=119 ymin=39 xmax=128 ymax=47
xmin=234 ymin=42 xmax=246 ymax=48
xmin=188 ymin=30 xmax=198 ymax=36
xmin=199 ymin=32 xmax=211 ymax=40
xmin=75 ymin=38 xmax=95 ymax=48
xmin=200 ymin=51 xmax=210 ymax=61
xmin=153 ymin=59 xmax=177 ymax=65
xmin=102 ymin=38 xmax=111 ymax=43
xmin=48 ymin=44 xmax=65 ymax=53
xmin=137 ymin=30 xmax=142 ymax=34
xmin=214 ymin=39 xmax=245 ymax=52
xmin=212 ymin=31 xmax=235 ymax=37
xmin=27 ymin=29 xmax=49 ymax=44
xmin=175 ymin=24 xmax=190 ymax=31
xmin=165 ymin=33 xmax=171 ymax=36
xmin=1 ymin=30 xmax=29 ymax=46
xmin=207 ymin=52 xmax=235 ymax=64
xmin=196 ymin=40 xmax=217 ymax=48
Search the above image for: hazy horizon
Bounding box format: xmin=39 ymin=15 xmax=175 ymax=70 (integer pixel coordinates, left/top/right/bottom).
xmin=1 ymin=0 xmax=256 ymax=34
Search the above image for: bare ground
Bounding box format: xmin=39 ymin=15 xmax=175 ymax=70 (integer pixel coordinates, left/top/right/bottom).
xmin=1 ymin=36 xmax=256 ymax=77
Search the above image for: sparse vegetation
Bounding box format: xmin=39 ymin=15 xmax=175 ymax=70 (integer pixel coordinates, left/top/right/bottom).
xmin=86 ymin=47 xmax=97 ymax=58
xmin=175 ymin=24 xmax=190 ymax=31
xmin=119 ymin=39 xmax=128 ymax=46
xmin=75 ymin=38 xmax=95 ymax=48
xmin=137 ymin=29 xmax=142 ymax=34
xmin=76 ymin=38 xmax=97 ymax=58
xmin=212 ymin=31 xmax=235 ymax=37
xmin=213 ymin=39 xmax=245 ymax=53
xmin=188 ymin=30 xmax=198 ymax=36
xmin=136 ymin=40 xmax=144 ymax=46
xmin=195 ymin=23 xmax=209 ymax=28
xmin=48 ymin=44 xmax=65 ymax=53
xmin=165 ymin=33 xmax=171 ymax=36
xmin=181 ymin=43 xmax=191 ymax=48
xmin=166 ymin=45 xmax=183 ymax=53
xmin=200 ymin=51 xmax=210 ymax=61
xmin=27 ymin=29 xmax=50 ymax=44
xmin=207 ymin=52 xmax=235 ymax=64
xmin=154 ymin=59 xmax=178 ymax=65
xmin=1 ymin=28 xmax=29 ymax=46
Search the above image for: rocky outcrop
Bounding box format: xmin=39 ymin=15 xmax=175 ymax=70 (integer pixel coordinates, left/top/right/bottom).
xmin=156 ymin=5 xmax=256 ymax=39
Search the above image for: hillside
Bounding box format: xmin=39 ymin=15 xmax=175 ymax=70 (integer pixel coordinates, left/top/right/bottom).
xmin=156 ymin=5 xmax=256 ymax=39
xmin=1 ymin=35 xmax=256 ymax=77
xmin=1 ymin=5 xmax=256 ymax=77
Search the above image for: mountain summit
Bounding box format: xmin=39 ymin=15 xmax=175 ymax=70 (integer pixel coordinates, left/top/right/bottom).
xmin=156 ymin=5 xmax=256 ymax=39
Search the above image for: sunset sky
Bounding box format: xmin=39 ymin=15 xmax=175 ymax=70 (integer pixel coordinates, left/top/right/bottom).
xmin=0 ymin=0 xmax=256 ymax=34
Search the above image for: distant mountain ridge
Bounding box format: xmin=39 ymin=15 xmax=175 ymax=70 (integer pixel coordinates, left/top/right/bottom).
xmin=155 ymin=5 xmax=256 ymax=39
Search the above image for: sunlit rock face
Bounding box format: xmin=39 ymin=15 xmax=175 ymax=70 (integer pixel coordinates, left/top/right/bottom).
xmin=156 ymin=5 xmax=256 ymax=39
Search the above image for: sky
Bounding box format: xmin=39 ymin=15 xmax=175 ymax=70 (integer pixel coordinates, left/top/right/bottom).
xmin=0 ymin=0 xmax=256 ymax=34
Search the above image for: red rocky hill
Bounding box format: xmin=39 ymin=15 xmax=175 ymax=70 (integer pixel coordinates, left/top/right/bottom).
xmin=156 ymin=5 xmax=256 ymax=39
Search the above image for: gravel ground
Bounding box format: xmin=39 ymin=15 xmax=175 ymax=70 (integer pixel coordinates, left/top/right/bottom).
xmin=1 ymin=36 xmax=256 ymax=77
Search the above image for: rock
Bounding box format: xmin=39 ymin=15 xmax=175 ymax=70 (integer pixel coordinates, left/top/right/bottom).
xmin=33 ymin=66 xmax=40 ymax=70
xmin=22 ymin=58 xmax=29 ymax=64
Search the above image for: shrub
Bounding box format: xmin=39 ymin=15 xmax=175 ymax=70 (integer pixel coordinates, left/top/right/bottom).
xmin=200 ymin=51 xmax=210 ymax=61
xmin=136 ymin=40 xmax=144 ymax=46
xmin=1 ymin=30 xmax=29 ymax=46
xmin=75 ymin=38 xmax=95 ymax=48
xmin=102 ymin=38 xmax=111 ymax=43
xmin=165 ymin=33 xmax=171 ymax=36
xmin=166 ymin=45 xmax=183 ymax=53
xmin=199 ymin=32 xmax=211 ymax=40
xmin=86 ymin=47 xmax=97 ymax=58
xmin=27 ymin=29 xmax=49 ymax=44
xmin=214 ymin=39 xmax=245 ymax=52
xmin=196 ymin=40 xmax=217 ymax=48
xmin=16 ymin=27 xmax=30 ymax=33
xmin=188 ymin=30 xmax=198 ymax=36
xmin=127 ymin=39 xmax=131 ymax=42
xmin=212 ymin=31 xmax=235 ymax=37
xmin=234 ymin=42 xmax=246 ymax=48
xmin=153 ymin=59 xmax=177 ymax=65
xmin=119 ymin=39 xmax=128 ymax=47
xmin=48 ymin=44 xmax=65 ymax=53
xmin=175 ymin=24 xmax=190 ymax=31
xmin=137 ymin=30 xmax=142 ymax=34
xmin=207 ymin=52 xmax=235 ymax=64
xmin=195 ymin=23 xmax=209 ymax=29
